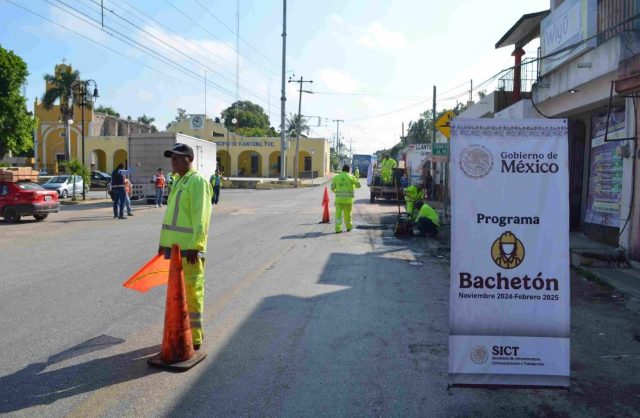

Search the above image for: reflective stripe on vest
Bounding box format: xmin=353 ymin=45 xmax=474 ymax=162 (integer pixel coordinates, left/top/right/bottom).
xmin=161 ymin=173 xmax=195 ymax=234
xmin=335 ymin=191 xmax=354 ymax=198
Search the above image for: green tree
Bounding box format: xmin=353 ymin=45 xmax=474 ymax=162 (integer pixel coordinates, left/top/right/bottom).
xmin=95 ymin=105 xmax=120 ymax=117
xmin=166 ymin=108 xmax=187 ymax=129
xmin=137 ymin=114 xmax=158 ymax=132
xmin=42 ymin=65 xmax=82 ymax=161
xmin=221 ymin=101 xmax=270 ymax=132
xmin=0 ymin=46 xmax=37 ymax=158
xmin=63 ymin=158 xmax=90 ymax=201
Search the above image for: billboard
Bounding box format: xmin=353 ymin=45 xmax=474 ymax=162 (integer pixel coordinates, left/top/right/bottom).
xmin=449 ymin=119 xmax=570 ymax=387
xmin=540 ymin=0 xmax=597 ymax=75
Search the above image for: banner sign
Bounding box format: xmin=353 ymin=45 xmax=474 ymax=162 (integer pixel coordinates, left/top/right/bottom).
xmin=539 ymin=0 xmax=597 ymax=75
xmin=449 ymin=119 xmax=570 ymax=387
xmin=584 ymin=107 xmax=625 ymax=227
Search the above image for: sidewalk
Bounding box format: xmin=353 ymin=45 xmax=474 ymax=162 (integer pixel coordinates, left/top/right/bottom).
xmin=570 ymin=231 xmax=640 ymax=314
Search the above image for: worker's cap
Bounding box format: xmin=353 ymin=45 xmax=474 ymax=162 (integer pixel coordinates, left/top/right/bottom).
xmin=164 ymin=143 xmax=194 ymax=159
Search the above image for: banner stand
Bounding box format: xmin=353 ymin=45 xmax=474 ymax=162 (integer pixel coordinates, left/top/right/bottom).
xmin=448 ymin=119 xmax=570 ymax=388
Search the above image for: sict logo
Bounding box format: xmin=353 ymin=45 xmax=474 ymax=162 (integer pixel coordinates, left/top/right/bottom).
xmin=492 ymin=346 xmax=520 ymax=356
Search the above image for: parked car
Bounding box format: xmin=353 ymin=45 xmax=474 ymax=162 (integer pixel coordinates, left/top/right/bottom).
xmin=0 ymin=180 xmax=59 ymax=223
xmin=90 ymin=171 xmax=111 ymax=188
xmin=42 ymin=175 xmax=87 ymax=198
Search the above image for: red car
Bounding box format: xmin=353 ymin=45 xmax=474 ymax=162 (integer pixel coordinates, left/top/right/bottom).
xmin=0 ymin=181 xmax=60 ymax=223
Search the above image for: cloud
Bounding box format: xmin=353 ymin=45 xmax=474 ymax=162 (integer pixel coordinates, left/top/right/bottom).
xmin=357 ymin=22 xmax=407 ymax=51
xmin=317 ymin=68 xmax=359 ymax=94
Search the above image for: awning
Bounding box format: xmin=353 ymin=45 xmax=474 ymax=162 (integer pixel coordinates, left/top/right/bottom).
xmin=495 ymin=10 xmax=549 ymax=49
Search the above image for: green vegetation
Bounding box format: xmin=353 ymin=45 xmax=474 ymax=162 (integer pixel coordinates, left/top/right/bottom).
xmin=0 ymin=45 xmax=37 ymax=158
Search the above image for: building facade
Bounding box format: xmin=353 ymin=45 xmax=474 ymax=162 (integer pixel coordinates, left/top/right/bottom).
xmin=167 ymin=114 xmax=330 ymax=178
xmin=471 ymin=0 xmax=640 ymax=259
xmin=34 ymin=63 xmax=151 ymax=174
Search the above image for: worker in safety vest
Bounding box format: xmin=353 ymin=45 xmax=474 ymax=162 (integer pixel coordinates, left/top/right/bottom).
xmin=152 ymin=168 xmax=166 ymax=208
xmin=380 ymin=154 xmax=397 ymax=185
xmin=404 ymin=185 xmax=424 ymax=221
xmin=209 ymin=171 xmax=222 ymax=205
xmin=414 ymin=200 xmax=439 ymax=237
xmin=167 ymin=170 xmax=177 ymax=194
xmin=331 ymin=164 xmax=361 ymax=233
xmin=354 ymin=167 xmax=360 ymax=178
xmin=158 ymin=143 xmax=212 ymax=350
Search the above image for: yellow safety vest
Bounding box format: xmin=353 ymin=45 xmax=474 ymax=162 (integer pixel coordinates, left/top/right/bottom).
xmin=416 ymin=203 xmax=440 ymax=226
xmin=382 ymin=158 xmax=397 ymax=170
xmin=159 ymin=169 xmax=212 ymax=252
xmin=331 ymin=172 xmax=361 ymax=204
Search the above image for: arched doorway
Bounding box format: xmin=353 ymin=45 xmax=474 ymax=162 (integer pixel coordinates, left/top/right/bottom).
xmin=298 ymin=151 xmax=312 ymax=178
xmin=237 ymin=150 xmax=262 ymax=177
xmin=216 ymin=150 xmax=231 ymax=177
xmin=91 ymin=149 xmax=107 ymax=172
xmin=113 ymin=149 xmax=128 ymax=168
xmin=268 ymin=151 xmax=281 ymax=177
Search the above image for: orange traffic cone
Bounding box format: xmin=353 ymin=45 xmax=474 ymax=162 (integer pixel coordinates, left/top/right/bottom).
xmin=320 ymin=186 xmax=330 ymax=223
xmin=147 ymin=244 xmax=206 ymax=371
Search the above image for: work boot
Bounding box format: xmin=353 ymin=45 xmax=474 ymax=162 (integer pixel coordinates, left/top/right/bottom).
xmin=193 ymin=344 xmax=201 ymax=351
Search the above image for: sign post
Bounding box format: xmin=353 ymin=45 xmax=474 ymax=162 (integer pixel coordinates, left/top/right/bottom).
xmin=449 ymin=118 xmax=570 ymax=388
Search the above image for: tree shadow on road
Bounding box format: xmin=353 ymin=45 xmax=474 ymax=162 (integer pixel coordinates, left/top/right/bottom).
xmin=167 ymin=250 xmax=445 ymax=417
xmin=0 ymin=334 xmax=160 ymax=414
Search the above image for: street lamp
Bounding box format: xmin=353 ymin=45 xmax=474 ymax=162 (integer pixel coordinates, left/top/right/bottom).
xmin=71 ymin=79 xmax=99 ymax=166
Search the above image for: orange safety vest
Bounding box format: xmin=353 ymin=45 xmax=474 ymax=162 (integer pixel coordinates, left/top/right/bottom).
xmin=155 ymin=175 xmax=166 ymax=188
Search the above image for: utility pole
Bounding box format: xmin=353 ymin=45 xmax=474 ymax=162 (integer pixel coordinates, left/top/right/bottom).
xmin=288 ymin=75 xmax=313 ymax=186
xmin=279 ymin=0 xmax=287 ymax=180
xmin=333 ymin=119 xmax=343 ymax=171
xmin=204 ymin=70 xmax=207 ymax=120
xmin=432 ymin=85 xmax=437 ymax=201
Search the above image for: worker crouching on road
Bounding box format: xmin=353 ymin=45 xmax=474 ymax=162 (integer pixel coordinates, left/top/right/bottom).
xmin=158 ymin=143 xmax=213 ymax=350
xmin=413 ymin=200 xmax=439 ymax=237
xmin=331 ymin=164 xmax=361 ymax=233
xmin=404 ymin=185 xmax=424 ymax=221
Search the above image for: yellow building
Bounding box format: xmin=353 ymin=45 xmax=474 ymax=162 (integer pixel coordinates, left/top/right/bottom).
xmin=167 ymin=115 xmax=330 ymax=178
xmin=34 ymin=63 xmax=151 ymax=174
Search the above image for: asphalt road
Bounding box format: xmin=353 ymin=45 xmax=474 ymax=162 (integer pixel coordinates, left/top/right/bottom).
xmin=0 ymin=181 xmax=639 ymax=417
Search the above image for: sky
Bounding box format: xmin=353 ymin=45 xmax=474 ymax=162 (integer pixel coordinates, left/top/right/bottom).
xmin=0 ymin=0 xmax=549 ymax=154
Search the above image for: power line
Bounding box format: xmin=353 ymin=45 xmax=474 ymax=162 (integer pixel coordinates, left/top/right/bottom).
xmin=3 ymin=0 xmax=201 ymax=93
xmin=111 ymin=0 xmax=272 ymax=82
xmin=46 ymin=0 xmax=280 ymax=109
xmin=163 ymin=0 xmax=280 ymax=78
xmin=192 ymin=0 xmax=277 ymax=68
xmin=80 ymin=0 xmax=279 ymax=109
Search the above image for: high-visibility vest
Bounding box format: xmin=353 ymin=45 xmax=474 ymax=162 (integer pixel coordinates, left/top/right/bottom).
xmin=159 ymin=170 xmax=212 ymax=252
xmin=354 ymin=168 xmax=360 ymax=178
xmin=404 ymin=185 xmax=423 ymax=202
xmin=331 ymin=171 xmax=361 ymax=204
xmin=416 ymin=203 xmax=440 ymax=226
xmin=382 ymin=158 xmax=397 ymax=170
xmin=155 ymin=175 xmax=166 ymax=188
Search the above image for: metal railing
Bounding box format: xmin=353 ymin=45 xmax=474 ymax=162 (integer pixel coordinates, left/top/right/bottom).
xmin=497 ymin=58 xmax=539 ymax=94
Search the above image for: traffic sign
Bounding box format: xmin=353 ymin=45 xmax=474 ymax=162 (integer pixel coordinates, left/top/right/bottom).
xmin=432 ymin=143 xmax=449 ymax=156
xmin=435 ymin=110 xmax=455 ymax=139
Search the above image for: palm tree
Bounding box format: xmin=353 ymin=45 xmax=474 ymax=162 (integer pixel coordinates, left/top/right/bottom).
xmin=286 ymin=113 xmax=310 ymax=137
xmin=42 ymin=67 xmax=81 ymax=162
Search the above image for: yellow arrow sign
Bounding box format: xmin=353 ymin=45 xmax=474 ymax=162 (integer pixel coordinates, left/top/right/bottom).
xmin=435 ymin=110 xmax=455 ymax=139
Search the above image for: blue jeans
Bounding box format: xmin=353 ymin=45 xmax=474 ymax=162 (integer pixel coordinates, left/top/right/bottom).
xmin=125 ymin=195 xmax=132 ymax=215
xmin=112 ymin=187 xmax=126 ymax=218
xmin=155 ymin=188 xmax=164 ymax=206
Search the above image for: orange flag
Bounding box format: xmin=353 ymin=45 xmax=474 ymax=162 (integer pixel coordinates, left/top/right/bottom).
xmin=123 ymin=254 xmax=171 ymax=293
